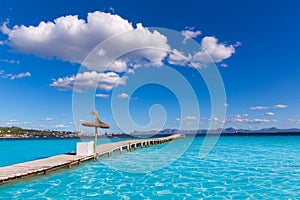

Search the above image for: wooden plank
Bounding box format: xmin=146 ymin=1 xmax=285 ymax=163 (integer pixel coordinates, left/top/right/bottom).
xmin=0 ymin=134 xmax=183 ymax=185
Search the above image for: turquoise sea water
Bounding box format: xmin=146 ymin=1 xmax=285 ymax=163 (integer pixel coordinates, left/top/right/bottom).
xmin=0 ymin=138 xmax=124 ymax=167
xmin=1 ymin=136 xmax=300 ymax=199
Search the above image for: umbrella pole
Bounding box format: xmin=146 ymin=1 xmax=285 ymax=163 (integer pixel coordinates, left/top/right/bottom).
xmin=94 ymin=127 xmax=98 ymax=161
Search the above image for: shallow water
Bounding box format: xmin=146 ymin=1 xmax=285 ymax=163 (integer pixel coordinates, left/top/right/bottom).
xmin=0 ymin=138 xmax=124 ymax=167
xmin=1 ymin=136 xmax=300 ymax=199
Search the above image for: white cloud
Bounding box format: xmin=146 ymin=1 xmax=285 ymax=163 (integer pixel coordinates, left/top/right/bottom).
xmin=250 ymin=104 xmax=288 ymax=110
xmin=226 ymin=114 xmax=276 ymax=124
xmin=55 ymin=124 xmax=69 ymax=129
xmin=97 ymin=49 xmax=106 ymax=56
xmin=96 ymin=93 xmax=110 ymax=98
xmin=288 ymin=119 xmax=300 ymax=124
xmin=1 ymin=72 xmax=31 ymax=80
xmin=6 ymin=120 xmax=32 ymax=125
xmin=220 ymin=63 xmax=228 ymax=68
xmin=274 ymin=104 xmax=288 ymax=109
xmin=181 ymin=28 xmax=202 ymax=44
xmin=250 ymin=106 xmax=270 ymax=110
xmin=6 ymin=119 xmax=17 ymax=125
xmin=1 ymin=11 xmax=240 ymax=73
xmin=228 ymin=118 xmax=271 ymax=124
xmin=30 ymin=124 xmax=47 ymax=129
xmin=226 ymin=110 xmax=280 ymax=125
xmin=0 ymin=70 xmax=4 ymax=75
xmin=193 ymin=36 xmax=237 ymax=63
xmin=51 ymin=71 xmax=126 ymax=92
xmin=168 ymin=37 xmax=238 ymax=67
xmin=1 ymin=12 xmax=170 ymax=73
xmin=183 ymin=116 xmax=197 ymax=120
xmin=253 ymin=119 xmax=270 ymax=123
xmin=0 ymin=59 xmax=20 ymax=64
xmin=234 ymin=118 xmax=244 ymax=123
xmin=211 ymin=117 xmax=219 ymax=121
xmin=41 ymin=117 xmax=55 ymax=121
xmin=12 ymin=72 xmax=31 ymax=79
xmin=226 ymin=115 xmax=246 ymax=124
xmin=234 ymin=41 xmax=242 ymax=47
xmin=107 ymin=60 xmax=128 ymax=72
xmin=234 ymin=114 xmax=242 ymax=119
xmin=127 ymin=68 xmax=135 ymax=74
xmin=117 ymin=93 xmax=129 ymax=98
xmin=168 ymin=49 xmax=192 ymax=66
xmin=108 ymin=7 xmax=115 ymax=13
xmin=264 ymin=112 xmax=275 ymax=116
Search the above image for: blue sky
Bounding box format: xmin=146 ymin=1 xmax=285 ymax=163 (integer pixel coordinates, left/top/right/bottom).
xmin=0 ymin=0 xmax=300 ymax=132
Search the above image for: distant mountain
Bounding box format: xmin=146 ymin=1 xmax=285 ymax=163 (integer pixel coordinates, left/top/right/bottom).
xmin=257 ymin=127 xmax=300 ymax=133
xmin=131 ymin=127 xmax=300 ymax=135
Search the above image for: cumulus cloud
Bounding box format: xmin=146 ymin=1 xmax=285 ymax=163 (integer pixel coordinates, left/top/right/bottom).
xmin=193 ymin=36 xmax=236 ymax=63
xmin=1 ymin=11 xmax=240 ymax=93
xmin=168 ymin=36 xmax=238 ymax=67
xmin=181 ymin=27 xmax=202 ymax=44
xmin=1 ymin=11 xmax=239 ymax=74
xmin=117 ymin=93 xmax=129 ymax=98
xmin=51 ymin=71 xmax=126 ymax=92
xmin=107 ymin=60 xmax=128 ymax=72
xmin=96 ymin=93 xmax=110 ymax=98
xmin=1 ymin=71 xmax=31 ymax=80
xmin=1 ymin=11 xmax=170 ymax=73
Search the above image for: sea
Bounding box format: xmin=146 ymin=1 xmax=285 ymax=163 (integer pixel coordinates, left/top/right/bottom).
xmin=0 ymin=135 xmax=300 ymax=199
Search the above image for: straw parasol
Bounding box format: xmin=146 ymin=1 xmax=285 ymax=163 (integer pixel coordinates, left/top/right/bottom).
xmin=82 ymin=110 xmax=110 ymax=160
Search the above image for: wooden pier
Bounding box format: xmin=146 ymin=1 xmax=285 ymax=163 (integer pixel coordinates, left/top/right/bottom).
xmin=0 ymin=134 xmax=183 ymax=185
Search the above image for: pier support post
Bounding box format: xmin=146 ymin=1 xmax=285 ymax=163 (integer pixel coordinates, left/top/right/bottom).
xmin=94 ymin=127 xmax=98 ymax=161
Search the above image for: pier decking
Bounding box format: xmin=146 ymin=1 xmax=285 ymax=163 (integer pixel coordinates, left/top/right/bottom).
xmin=0 ymin=134 xmax=183 ymax=185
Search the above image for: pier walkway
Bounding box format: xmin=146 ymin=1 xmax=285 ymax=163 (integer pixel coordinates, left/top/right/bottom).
xmin=0 ymin=134 xmax=183 ymax=185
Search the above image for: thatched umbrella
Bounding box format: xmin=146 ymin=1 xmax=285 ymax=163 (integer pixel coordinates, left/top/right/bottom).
xmin=82 ymin=110 xmax=110 ymax=160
